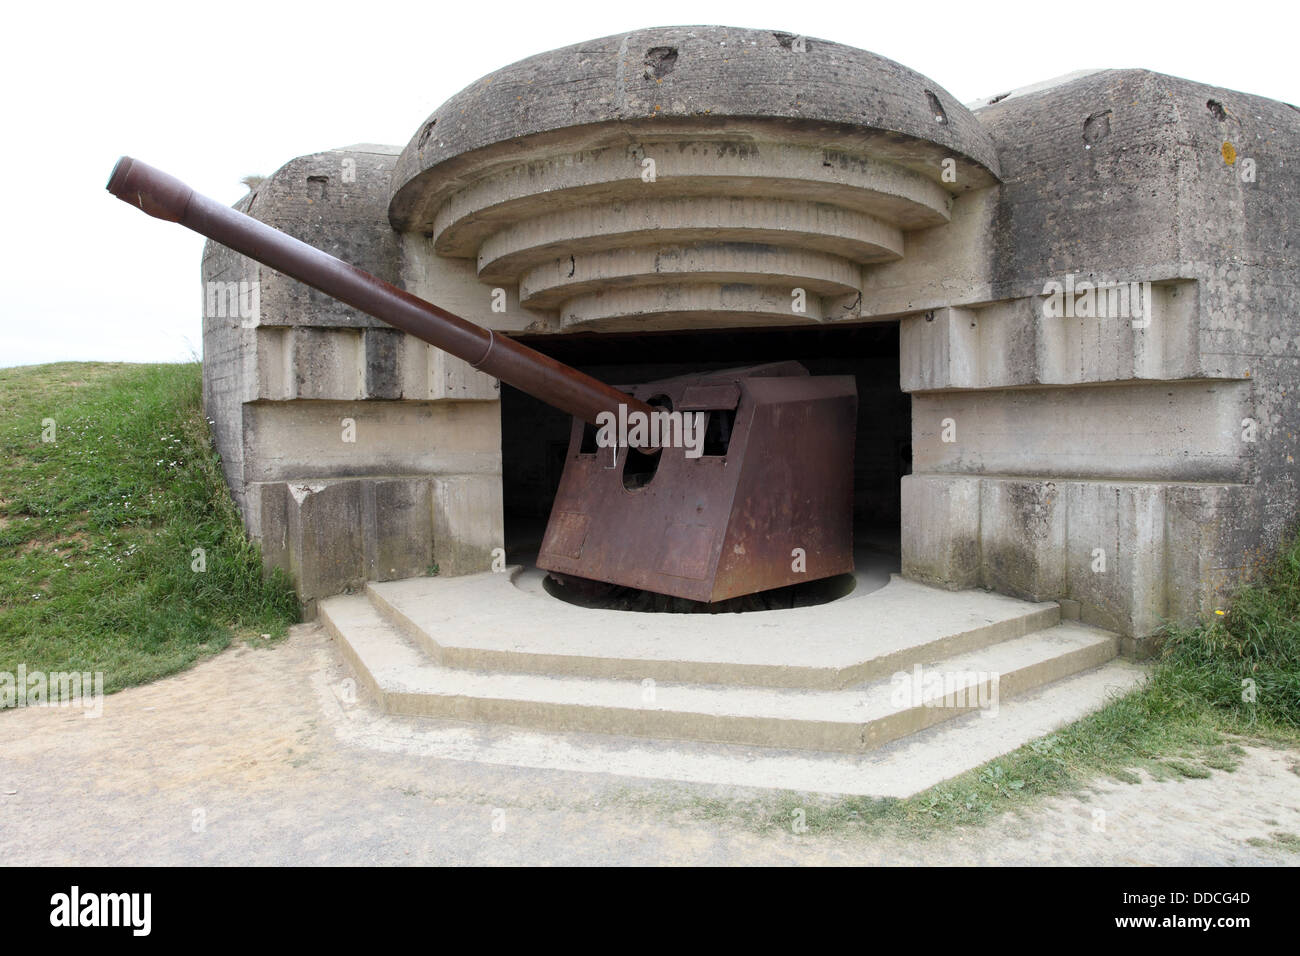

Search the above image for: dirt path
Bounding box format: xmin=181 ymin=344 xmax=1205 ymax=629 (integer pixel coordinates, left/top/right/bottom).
xmin=1 ymin=625 xmax=1297 ymax=866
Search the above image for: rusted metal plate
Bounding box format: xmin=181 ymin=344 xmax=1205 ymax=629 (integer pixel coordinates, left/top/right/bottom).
xmin=539 ymin=511 xmax=590 ymax=559
xmin=710 ymin=374 xmax=857 ymax=600
xmin=657 ymin=524 xmax=717 ymax=580
xmin=538 ymin=362 xmax=856 ymax=602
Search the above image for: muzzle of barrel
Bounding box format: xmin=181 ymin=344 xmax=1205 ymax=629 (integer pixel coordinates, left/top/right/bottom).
xmin=106 ymin=156 xmax=194 ymax=224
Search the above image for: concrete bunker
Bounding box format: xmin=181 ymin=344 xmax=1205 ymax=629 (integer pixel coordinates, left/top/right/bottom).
xmin=197 ymin=25 xmax=1300 ymax=659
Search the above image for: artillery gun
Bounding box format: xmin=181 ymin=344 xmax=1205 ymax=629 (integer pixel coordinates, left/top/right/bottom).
xmin=107 ymin=157 xmax=857 ymax=603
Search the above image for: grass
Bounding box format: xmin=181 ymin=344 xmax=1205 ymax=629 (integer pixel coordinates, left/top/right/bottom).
xmin=618 ymin=530 xmax=1300 ymax=838
xmin=0 ymin=362 xmax=299 ymax=698
xmin=1247 ymin=831 xmax=1300 ymax=851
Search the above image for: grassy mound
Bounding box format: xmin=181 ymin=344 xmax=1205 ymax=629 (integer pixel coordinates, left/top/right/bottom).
xmin=0 ymin=362 xmax=298 ymax=696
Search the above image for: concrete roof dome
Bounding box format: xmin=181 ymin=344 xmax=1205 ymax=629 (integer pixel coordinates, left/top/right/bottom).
xmin=389 ymin=25 xmax=1000 ymax=232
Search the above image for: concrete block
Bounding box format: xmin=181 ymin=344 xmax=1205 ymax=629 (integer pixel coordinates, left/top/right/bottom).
xmin=900 ymin=308 xmax=966 ymax=391
xmin=242 ymin=400 xmax=501 ymax=483
xmin=286 ymin=480 xmax=366 ymax=603
xmin=252 ymin=477 xmax=438 ymax=604
xmin=364 ymin=479 xmax=434 ymax=581
xmin=1164 ymin=482 xmax=1260 ymax=622
xmin=901 ymin=302 xmax=1037 ymax=391
xmin=429 ymin=349 xmax=501 ymax=402
xmin=912 ymin=380 xmax=1252 ymax=481
xmin=433 ymin=475 xmax=504 ymax=576
xmin=1036 ymin=279 xmax=1199 ymax=385
xmin=248 ymin=327 xmax=292 ymax=402
xmin=900 ymin=474 xmax=981 ymax=588
xmin=978 ymin=479 xmax=1067 ymax=600
xmin=1062 ymin=481 xmax=1168 ymax=640
xmin=289 ymin=328 xmax=363 ymax=400
xmin=250 ymin=481 xmax=286 ymax=566
xmin=363 ymin=329 xmax=404 ymax=400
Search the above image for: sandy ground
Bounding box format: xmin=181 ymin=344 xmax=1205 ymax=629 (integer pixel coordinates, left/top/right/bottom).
xmin=1 ymin=624 xmax=1297 ymax=866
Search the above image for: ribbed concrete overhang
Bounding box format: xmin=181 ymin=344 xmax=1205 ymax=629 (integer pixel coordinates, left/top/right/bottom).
xmin=388 ymin=26 xmax=1000 ymax=332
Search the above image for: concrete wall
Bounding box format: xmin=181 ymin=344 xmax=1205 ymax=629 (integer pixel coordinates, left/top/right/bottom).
xmin=896 ymin=70 xmax=1298 ymax=652
xmin=201 ymin=145 xmax=505 ymax=607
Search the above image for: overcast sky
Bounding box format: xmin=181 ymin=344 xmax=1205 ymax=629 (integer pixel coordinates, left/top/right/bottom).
xmin=2 ymin=0 xmax=1295 ymax=369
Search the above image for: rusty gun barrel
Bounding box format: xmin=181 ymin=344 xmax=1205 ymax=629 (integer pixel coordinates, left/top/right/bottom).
xmin=106 ymin=156 xmax=654 ymax=428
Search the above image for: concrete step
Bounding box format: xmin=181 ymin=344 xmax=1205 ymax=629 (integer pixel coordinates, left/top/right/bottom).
xmin=364 ymin=569 xmax=1061 ymax=690
xmin=319 ymin=592 xmax=1117 ymax=753
xmin=326 ymin=658 xmax=1148 ymax=797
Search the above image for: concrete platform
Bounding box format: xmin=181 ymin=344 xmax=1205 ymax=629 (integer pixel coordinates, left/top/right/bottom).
xmin=319 ymin=559 xmax=1144 ymax=793
xmin=362 ymin=565 xmax=1062 ymax=689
